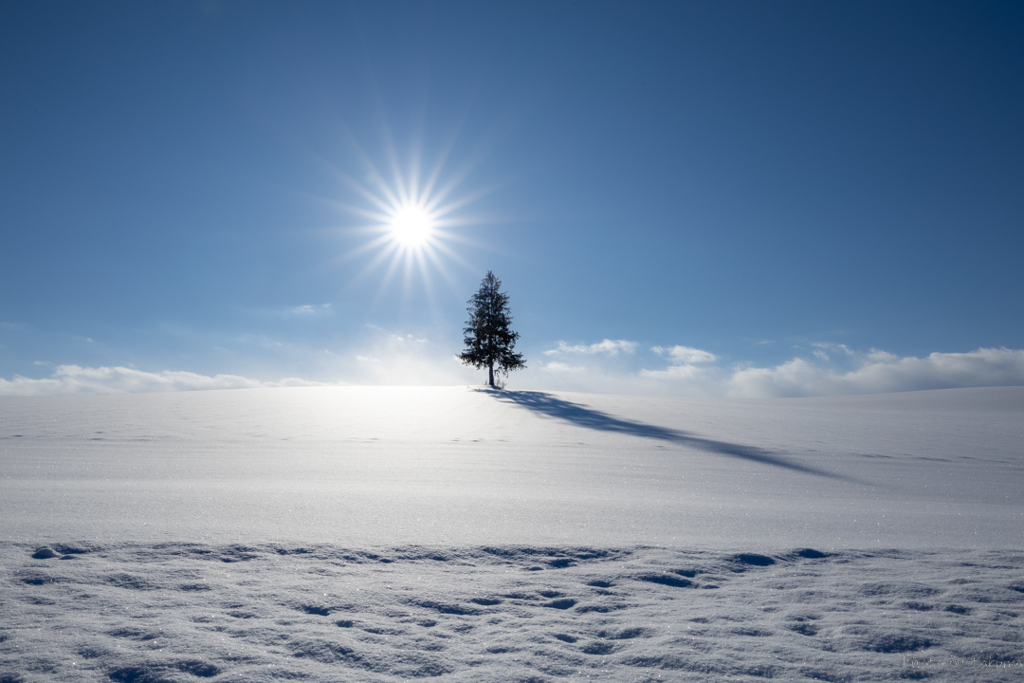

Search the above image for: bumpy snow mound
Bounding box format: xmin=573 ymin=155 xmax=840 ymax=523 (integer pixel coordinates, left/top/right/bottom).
xmin=3 ymin=543 xmax=1023 ymax=682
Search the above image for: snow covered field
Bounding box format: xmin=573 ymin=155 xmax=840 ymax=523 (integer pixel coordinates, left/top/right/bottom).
xmin=2 ymin=386 xmax=1023 ymax=681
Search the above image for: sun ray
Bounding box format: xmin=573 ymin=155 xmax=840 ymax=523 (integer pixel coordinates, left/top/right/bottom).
xmin=419 ymin=119 xmax=465 ymax=207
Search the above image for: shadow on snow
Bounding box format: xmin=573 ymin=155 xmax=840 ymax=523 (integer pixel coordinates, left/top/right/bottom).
xmin=483 ymin=389 xmax=856 ymax=482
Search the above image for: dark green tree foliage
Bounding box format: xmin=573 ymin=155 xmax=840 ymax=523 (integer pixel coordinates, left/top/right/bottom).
xmin=459 ymin=271 xmax=526 ymax=386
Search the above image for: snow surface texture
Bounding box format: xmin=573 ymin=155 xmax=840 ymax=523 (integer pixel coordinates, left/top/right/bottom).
xmin=2 ymin=544 xmax=1023 ymax=682
xmin=1 ymin=386 xmax=1023 ymax=680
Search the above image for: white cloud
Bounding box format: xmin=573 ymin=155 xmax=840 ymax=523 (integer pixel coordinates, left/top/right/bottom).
xmin=525 ymin=340 xmax=1024 ymax=398
xmin=541 ymin=362 xmax=586 ymax=374
xmin=811 ymin=342 xmax=853 ymax=356
xmin=727 ymin=347 xmax=1024 ymax=398
xmin=6 ymin=343 xmax=1022 ymax=399
xmin=651 ymin=345 xmax=717 ymax=364
xmin=0 ymin=365 xmax=324 ymax=396
xmin=544 ymin=339 xmax=637 ymax=356
xmin=627 ymin=345 xmax=719 ymax=389
xmin=639 ymin=364 xmax=712 ymax=381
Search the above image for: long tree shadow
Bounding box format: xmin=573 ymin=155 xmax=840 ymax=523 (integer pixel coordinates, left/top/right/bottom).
xmin=484 ymin=389 xmax=855 ymax=482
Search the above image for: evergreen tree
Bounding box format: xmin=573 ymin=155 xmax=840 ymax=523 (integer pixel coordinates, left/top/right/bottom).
xmin=459 ymin=271 xmax=526 ymax=387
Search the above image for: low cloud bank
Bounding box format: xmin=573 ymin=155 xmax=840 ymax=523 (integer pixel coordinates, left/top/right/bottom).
xmin=533 ymin=344 xmax=1024 ymax=397
xmin=0 ymin=365 xmax=322 ymax=396
xmin=0 ymin=323 xmax=480 ymax=396
xmin=5 ymin=345 xmax=1023 ymax=398
xmin=728 ymin=346 xmax=1024 ymax=398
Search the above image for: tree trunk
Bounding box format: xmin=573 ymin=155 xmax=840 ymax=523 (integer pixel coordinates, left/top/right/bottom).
xmin=488 ymin=362 xmax=494 ymax=387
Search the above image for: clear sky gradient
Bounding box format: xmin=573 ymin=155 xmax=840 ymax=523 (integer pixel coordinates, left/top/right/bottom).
xmin=1 ymin=1 xmax=1022 ymax=396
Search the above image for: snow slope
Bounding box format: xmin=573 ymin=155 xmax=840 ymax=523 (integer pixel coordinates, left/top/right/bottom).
xmin=2 ymin=386 xmax=1021 ymax=548
xmin=1 ymin=386 xmax=1022 ymax=681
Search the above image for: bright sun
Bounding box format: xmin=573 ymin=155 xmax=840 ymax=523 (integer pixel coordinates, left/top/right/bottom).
xmin=389 ymin=206 xmax=434 ymax=247
xmin=331 ymin=133 xmax=489 ymax=300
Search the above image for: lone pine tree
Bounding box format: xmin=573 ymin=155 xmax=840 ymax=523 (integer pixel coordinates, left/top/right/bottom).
xmin=459 ymin=271 xmax=526 ymax=387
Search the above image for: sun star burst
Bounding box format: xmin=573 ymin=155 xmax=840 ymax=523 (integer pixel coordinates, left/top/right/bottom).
xmin=330 ymin=137 xmax=492 ymax=306
xmin=389 ymin=205 xmax=434 ymax=248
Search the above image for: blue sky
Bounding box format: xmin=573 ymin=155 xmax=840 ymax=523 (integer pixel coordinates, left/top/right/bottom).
xmin=2 ymin=1 xmax=1023 ymax=396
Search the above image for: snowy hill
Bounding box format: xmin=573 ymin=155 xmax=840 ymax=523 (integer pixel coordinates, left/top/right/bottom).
xmin=2 ymin=385 xmax=1021 ymax=548
xmin=2 ymin=386 xmax=1022 ymax=681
